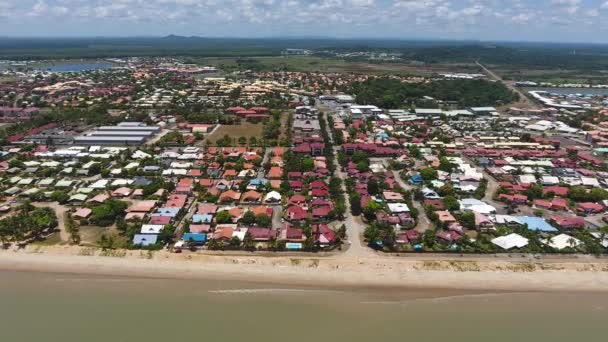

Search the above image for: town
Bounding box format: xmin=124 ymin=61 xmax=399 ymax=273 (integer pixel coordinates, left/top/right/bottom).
xmin=1 ymin=57 xmax=608 ymax=257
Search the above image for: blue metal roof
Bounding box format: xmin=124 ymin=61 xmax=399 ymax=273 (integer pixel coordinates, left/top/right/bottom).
xmin=133 ymin=234 xmax=158 ymax=246
xmin=192 ymin=214 xmax=213 ymax=224
xmin=517 ymin=216 xmax=558 ymax=232
xmin=183 ymin=233 xmax=207 ymax=243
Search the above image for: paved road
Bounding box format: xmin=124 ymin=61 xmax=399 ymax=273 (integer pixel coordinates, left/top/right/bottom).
xmin=462 ymin=156 xmax=506 ymax=214
xmin=476 ymin=61 xmax=539 ymax=109
xmin=322 ymin=112 xmax=373 ymax=258
xmin=391 ymin=170 xmax=432 ymax=233
xmin=258 ymin=147 xmax=272 ymax=179
xmin=175 ymin=198 xmax=198 ymax=240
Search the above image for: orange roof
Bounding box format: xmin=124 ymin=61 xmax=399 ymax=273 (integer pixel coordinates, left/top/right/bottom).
xmin=268 ymin=166 xmax=283 ymax=179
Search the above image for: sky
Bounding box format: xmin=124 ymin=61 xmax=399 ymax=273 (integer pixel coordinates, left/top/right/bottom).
xmin=2 ymin=0 xmax=608 ymax=43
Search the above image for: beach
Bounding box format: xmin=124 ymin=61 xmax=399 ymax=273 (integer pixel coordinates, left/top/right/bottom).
xmin=3 ymin=246 xmax=608 ymax=292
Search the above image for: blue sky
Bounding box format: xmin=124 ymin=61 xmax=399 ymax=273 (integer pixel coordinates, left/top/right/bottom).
xmin=2 ymin=0 xmax=608 ymax=42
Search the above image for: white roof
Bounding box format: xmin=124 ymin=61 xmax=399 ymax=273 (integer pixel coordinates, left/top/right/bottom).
xmin=264 ymin=191 xmax=282 ymax=201
xmin=590 ymin=232 xmax=608 ymax=248
xmin=132 ymin=150 xmax=152 ymax=159
xmin=387 ymin=203 xmax=410 ymax=213
xmin=124 ymin=162 xmax=140 ymax=170
xmin=581 ymin=177 xmax=600 ymax=187
xmin=519 ymin=174 xmax=537 ymax=184
xmin=541 ymin=176 xmax=559 ymax=185
xmin=543 ymin=234 xmax=582 ymax=250
xmin=140 ymin=224 xmax=164 ymax=234
xmin=90 ymin=179 xmax=109 ymax=189
xmin=492 ymin=233 xmax=529 ymax=250
xmin=459 ymin=198 xmax=496 ymax=215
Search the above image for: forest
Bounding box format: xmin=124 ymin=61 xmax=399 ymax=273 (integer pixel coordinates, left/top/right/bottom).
xmin=349 ymin=78 xmax=519 ymax=108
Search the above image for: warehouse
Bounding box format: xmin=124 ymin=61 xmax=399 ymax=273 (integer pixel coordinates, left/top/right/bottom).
xmin=73 ymin=136 xmax=147 ymax=146
xmin=89 ymin=131 xmax=155 ymax=138
xmin=74 ymin=122 xmax=160 ymax=146
xmin=96 ymin=125 xmax=160 ymax=132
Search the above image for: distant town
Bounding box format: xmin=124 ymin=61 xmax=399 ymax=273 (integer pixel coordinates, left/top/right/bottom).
xmin=1 ymin=55 xmax=608 ymax=257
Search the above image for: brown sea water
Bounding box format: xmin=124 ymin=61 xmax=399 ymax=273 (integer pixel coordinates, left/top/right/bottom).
xmin=0 ymin=270 xmax=606 ymax=342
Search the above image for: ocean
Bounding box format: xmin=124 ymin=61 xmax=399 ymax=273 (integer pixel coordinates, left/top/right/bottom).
xmin=0 ymin=270 xmax=605 ymax=342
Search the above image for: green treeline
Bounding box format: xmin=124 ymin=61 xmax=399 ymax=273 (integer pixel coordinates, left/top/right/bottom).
xmin=350 ymin=78 xmax=519 ymax=108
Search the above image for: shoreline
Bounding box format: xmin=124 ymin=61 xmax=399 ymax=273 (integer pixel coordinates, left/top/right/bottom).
xmin=3 ymin=246 xmax=608 ymax=293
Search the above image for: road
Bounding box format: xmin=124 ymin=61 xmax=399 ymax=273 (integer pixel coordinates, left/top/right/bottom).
xmin=322 ymin=114 xmax=373 ymax=258
xmin=476 ymin=61 xmax=539 ymax=109
xmin=174 ymin=198 xmax=198 ymax=240
xmin=258 ymin=147 xmax=272 ymax=179
xmin=462 ymin=156 xmax=507 ymax=214
xmin=391 ymin=170 xmax=432 ymax=233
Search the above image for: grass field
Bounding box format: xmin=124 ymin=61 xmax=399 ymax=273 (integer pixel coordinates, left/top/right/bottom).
xmin=206 ymin=122 xmax=264 ymax=144
xmin=492 ymin=64 xmax=608 ymax=84
xmin=31 ymin=232 xmax=63 ymax=246
xmin=194 ymin=56 xmax=481 ymax=76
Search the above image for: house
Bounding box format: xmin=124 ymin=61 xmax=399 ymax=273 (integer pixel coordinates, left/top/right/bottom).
xmin=88 ymin=193 xmax=110 ymax=204
xmin=312 ymin=224 xmax=337 ymax=246
xmin=474 ymin=212 xmax=495 ymax=232
xmin=423 ymin=199 xmax=445 ymax=210
xmin=383 ymin=191 xmax=405 ymax=202
xmin=436 ymin=230 xmax=462 ymax=243
xmin=436 ymin=211 xmax=457 ymax=224
xmin=241 ymin=190 xmax=262 ymax=203
xmin=264 ymin=191 xmax=282 ymax=203
xmin=280 ymin=226 xmax=305 ymax=242
xmin=220 ymin=190 xmax=242 ymax=203
xmin=150 ymin=216 xmax=172 ymax=225
xmin=543 ymin=234 xmax=582 ymax=250
xmin=286 ymin=205 xmax=308 ymax=221
xmin=543 ymin=186 xmax=569 ymax=197
xmin=189 ymin=225 xmax=212 ymax=234
xmin=459 ymin=198 xmax=496 ymax=215
xmin=183 ymin=233 xmax=207 ymax=246
xmin=499 ymin=194 xmax=528 ymax=204
xmin=387 ymin=203 xmax=410 ymax=213
xmin=112 ymin=187 xmax=133 ymax=197
xmin=192 ymin=214 xmax=214 ymax=224
xmin=577 ymin=202 xmax=604 ymax=214
xmin=127 ymin=200 xmax=157 ymax=213
xmin=247 ymin=227 xmax=277 ymax=242
xmin=212 ymin=227 xmax=235 ymax=242
xmin=550 ymin=215 xmax=585 ymax=230
xmin=197 ymin=204 xmax=218 ymax=215
xmin=141 ymin=224 xmax=164 ymax=234
xmin=268 ymin=166 xmax=283 ymax=179
xmin=491 ymin=233 xmax=529 ymax=250
xmin=73 ymin=208 xmax=92 ymax=220
xmin=288 ymin=195 xmax=307 ymax=206
xmin=132 ymin=234 xmax=158 ymax=247
xmin=312 ymin=206 xmax=332 ymax=220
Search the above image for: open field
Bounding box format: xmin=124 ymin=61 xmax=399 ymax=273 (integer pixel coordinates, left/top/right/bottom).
xmin=490 ymin=64 xmax=608 ymax=84
xmin=206 ymin=122 xmax=264 ymax=143
xmin=195 ymin=56 xmax=481 ymax=76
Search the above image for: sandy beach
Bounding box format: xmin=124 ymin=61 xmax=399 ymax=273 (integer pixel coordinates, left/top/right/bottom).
xmin=2 ymin=246 xmax=608 ymax=292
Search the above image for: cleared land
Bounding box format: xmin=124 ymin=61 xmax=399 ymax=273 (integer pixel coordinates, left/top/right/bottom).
xmin=206 ymin=122 xmax=264 ymax=143
xmin=196 ymin=56 xmax=481 ymax=76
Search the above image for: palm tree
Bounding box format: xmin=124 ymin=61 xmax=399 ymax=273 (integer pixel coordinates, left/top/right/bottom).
xmin=242 ymin=232 xmax=255 ymax=251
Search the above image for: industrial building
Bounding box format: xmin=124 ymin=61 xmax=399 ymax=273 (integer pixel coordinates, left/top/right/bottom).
xmin=74 ymin=122 xmax=159 ymax=146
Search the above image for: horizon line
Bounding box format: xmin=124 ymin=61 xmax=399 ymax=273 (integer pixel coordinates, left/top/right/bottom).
xmin=0 ymin=35 xmax=607 ymax=46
